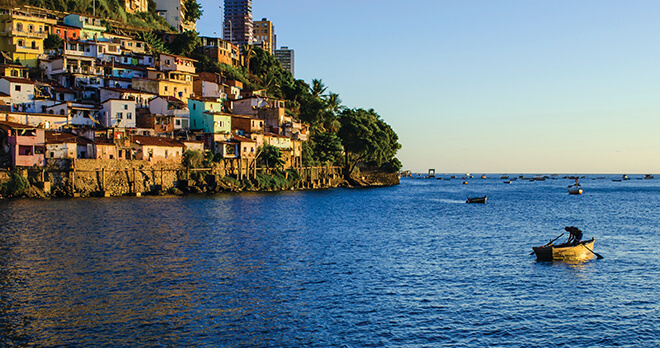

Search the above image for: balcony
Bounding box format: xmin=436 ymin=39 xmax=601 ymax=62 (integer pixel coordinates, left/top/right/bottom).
xmin=1 ymin=28 xmax=47 ymax=38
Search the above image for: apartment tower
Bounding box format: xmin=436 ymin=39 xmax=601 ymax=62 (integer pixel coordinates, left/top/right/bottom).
xmin=253 ymin=18 xmax=275 ymax=54
xmin=223 ymin=0 xmax=253 ymax=46
xmin=274 ymin=47 xmax=294 ymax=77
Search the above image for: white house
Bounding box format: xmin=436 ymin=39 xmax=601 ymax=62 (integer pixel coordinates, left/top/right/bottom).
xmin=101 ymin=99 xmax=136 ymax=128
xmin=0 ymin=77 xmax=36 ymax=112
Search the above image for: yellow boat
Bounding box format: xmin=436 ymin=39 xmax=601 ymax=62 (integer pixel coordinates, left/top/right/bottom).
xmin=532 ymin=238 xmax=596 ymax=262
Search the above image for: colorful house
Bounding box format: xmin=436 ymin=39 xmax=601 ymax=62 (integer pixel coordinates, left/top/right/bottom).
xmin=188 ymin=96 xmax=224 ymax=130
xmin=0 ymin=120 xmax=45 ymax=167
xmin=0 ymin=8 xmax=56 ymax=67
xmin=131 ymin=135 xmax=184 ymax=162
xmin=63 ymin=14 xmax=106 ymax=41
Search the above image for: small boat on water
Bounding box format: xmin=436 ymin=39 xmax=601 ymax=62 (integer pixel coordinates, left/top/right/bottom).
xmin=532 ymin=238 xmax=596 ymax=262
xmin=466 ymin=196 xmax=487 ymax=204
xmin=568 ymin=178 xmax=583 ymax=194
xmin=568 ymin=184 xmax=583 ymax=194
xmin=644 ymin=174 xmax=654 ymax=179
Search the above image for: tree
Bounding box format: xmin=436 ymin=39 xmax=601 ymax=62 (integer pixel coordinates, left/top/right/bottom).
xmin=139 ymin=31 xmax=170 ymax=55
xmin=43 ymin=33 xmax=63 ymax=50
xmin=242 ymin=44 xmax=255 ymax=73
xmin=338 ymin=108 xmax=401 ymax=177
xmin=258 ymin=144 xmax=284 ymax=170
xmin=311 ymin=132 xmax=343 ymax=166
xmin=168 ymin=30 xmax=200 ymax=57
xmin=183 ymin=0 xmax=203 ymax=24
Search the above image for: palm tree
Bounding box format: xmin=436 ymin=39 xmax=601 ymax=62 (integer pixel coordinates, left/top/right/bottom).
xmin=310 ymin=78 xmax=327 ymax=98
xmin=241 ymin=44 xmax=254 ymax=73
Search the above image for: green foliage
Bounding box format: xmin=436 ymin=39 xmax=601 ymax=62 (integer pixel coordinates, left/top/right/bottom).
xmin=311 ymin=132 xmax=343 ymax=166
xmin=168 ymin=30 xmax=201 ymax=57
xmin=138 ymin=31 xmax=170 ymax=55
xmin=43 ymin=34 xmax=63 ymax=50
xmin=258 ymin=144 xmax=284 ymax=170
xmin=183 ymin=149 xmax=204 ymax=168
xmin=0 ymin=171 xmax=30 ymax=197
xmin=255 ymin=170 xmax=298 ymax=190
xmin=301 ymin=141 xmax=316 ymax=167
xmin=338 ymin=108 xmax=401 ymax=175
xmin=183 ymin=0 xmax=203 ymax=24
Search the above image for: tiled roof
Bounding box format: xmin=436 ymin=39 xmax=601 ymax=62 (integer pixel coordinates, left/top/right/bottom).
xmin=45 ymin=131 xmax=93 ymax=145
xmin=0 ymin=76 xmax=35 ymax=84
xmin=132 ymin=135 xmax=184 ymax=148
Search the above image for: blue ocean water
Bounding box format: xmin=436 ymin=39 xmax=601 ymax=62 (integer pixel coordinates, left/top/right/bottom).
xmin=0 ymin=175 xmax=658 ymax=347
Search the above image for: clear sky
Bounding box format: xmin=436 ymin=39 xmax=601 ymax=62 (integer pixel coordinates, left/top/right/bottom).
xmin=197 ymin=0 xmax=660 ymax=174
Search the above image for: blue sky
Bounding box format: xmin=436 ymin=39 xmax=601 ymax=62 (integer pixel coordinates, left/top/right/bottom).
xmin=197 ymin=1 xmax=660 ymax=174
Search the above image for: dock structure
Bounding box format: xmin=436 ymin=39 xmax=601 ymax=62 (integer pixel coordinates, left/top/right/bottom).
xmin=428 ymin=169 xmax=436 ymax=178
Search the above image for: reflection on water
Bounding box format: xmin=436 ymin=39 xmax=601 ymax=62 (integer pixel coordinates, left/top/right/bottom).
xmin=0 ymin=177 xmax=659 ymax=346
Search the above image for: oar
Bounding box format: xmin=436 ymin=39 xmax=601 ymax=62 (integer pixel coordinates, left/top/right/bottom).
xmin=582 ymin=244 xmax=604 ymax=259
xmin=530 ymin=233 xmax=564 ymax=255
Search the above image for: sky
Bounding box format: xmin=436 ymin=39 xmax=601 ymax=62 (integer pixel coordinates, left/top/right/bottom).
xmin=197 ymin=0 xmax=660 ymax=174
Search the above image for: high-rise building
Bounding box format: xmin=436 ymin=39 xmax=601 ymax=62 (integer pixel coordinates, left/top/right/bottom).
xmin=274 ymin=47 xmax=294 ymax=77
xmin=253 ymin=18 xmax=275 ymax=54
xmin=154 ymin=0 xmax=196 ymax=33
xmin=223 ymin=0 xmax=253 ymax=46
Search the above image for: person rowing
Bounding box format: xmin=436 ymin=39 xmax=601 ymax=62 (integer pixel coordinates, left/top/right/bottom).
xmin=565 ymin=226 xmax=583 ymax=245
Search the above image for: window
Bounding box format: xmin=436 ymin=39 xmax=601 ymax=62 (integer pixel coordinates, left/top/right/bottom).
xmin=60 ymin=109 xmax=65 ymax=115
xmin=192 ymin=104 xmax=196 ymax=110
xmin=117 ymin=112 xmax=123 ymax=119
xmin=14 ymin=85 xmax=20 ymax=91
xmin=16 ymin=23 xmax=22 ymax=31
xmin=127 ymin=112 xmax=132 ymax=119
xmin=175 ymin=120 xmax=181 ymax=126
xmin=17 ymin=39 xmax=24 ymax=47
xmin=123 ymin=104 xmax=128 ymax=110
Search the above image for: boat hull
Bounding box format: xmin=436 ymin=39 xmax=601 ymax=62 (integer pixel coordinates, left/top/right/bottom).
xmin=466 ymin=196 xmax=487 ymax=204
xmin=533 ymin=238 xmax=595 ymax=262
xmin=568 ymin=186 xmax=583 ymax=194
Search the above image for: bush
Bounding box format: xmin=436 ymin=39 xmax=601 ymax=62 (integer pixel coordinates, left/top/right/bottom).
xmin=255 ymin=170 xmax=298 ymax=190
xmin=1 ymin=171 xmax=31 ymax=197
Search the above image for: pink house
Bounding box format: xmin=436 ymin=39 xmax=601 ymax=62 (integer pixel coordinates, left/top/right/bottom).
xmin=0 ymin=121 xmax=45 ymax=167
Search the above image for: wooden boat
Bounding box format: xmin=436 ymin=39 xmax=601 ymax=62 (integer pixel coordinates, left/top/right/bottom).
xmin=532 ymin=238 xmax=596 ymax=262
xmin=466 ymin=196 xmax=487 ymax=204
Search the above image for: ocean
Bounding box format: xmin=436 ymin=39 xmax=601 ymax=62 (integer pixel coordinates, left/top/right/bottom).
xmin=0 ymin=175 xmax=658 ymax=347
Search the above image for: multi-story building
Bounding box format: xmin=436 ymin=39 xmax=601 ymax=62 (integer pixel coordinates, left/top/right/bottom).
xmin=63 ymin=14 xmax=107 ymax=41
xmin=253 ymin=18 xmax=275 ymax=54
xmin=274 ymin=46 xmax=294 ymax=77
xmin=0 ymin=8 xmax=56 ymax=67
xmin=199 ymin=36 xmax=240 ymax=67
xmin=124 ymin=0 xmax=149 ymax=14
xmin=154 ymin=0 xmax=196 ymax=33
xmin=223 ymin=0 xmax=253 ymax=46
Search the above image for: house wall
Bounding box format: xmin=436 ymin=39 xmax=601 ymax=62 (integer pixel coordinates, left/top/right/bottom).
xmin=46 ymin=143 xmax=76 ymax=159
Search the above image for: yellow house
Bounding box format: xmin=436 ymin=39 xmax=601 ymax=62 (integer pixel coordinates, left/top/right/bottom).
xmin=0 ymin=8 xmax=56 ymax=67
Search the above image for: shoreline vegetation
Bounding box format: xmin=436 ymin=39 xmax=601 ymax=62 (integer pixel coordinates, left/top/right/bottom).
xmin=0 ymin=160 xmax=400 ymax=199
xmin=0 ymin=2 xmax=403 ymax=197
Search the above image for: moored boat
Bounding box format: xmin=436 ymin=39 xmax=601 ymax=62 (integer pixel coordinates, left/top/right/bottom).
xmin=532 ymin=238 xmax=596 ymax=262
xmin=466 ymin=196 xmax=487 ymax=204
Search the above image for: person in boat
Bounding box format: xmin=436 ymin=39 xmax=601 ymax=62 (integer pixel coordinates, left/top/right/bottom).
xmin=565 ymin=226 xmax=583 ymax=245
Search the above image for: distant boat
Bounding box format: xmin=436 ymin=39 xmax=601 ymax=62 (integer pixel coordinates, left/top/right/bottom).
xmin=500 ymin=175 xmax=509 ymax=179
xmin=462 ymin=181 xmax=468 ymax=185
xmin=503 ymin=180 xmax=511 ymax=184
xmin=622 ymin=174 xmax=630 ymax=180
xmin=481 ymin=174 xmax=487 ymax=179
xmin=532 ymin=238 xmax=596 ymax=262
xmin=568 ymin=179 xmax=583 ymax=194
xmin=466 ymin=196 xmax=487 ymax=204
xmin=644 ymin=174 xmax=654 ymax=179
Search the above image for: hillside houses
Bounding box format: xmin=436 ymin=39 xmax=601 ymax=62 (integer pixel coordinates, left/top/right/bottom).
xmin=0 ymin=8 xmax=306 ymax=170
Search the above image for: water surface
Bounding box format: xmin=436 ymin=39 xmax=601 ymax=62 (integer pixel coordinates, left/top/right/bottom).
xmin=0 ymin=176 xmax=658 ymax=347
